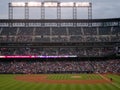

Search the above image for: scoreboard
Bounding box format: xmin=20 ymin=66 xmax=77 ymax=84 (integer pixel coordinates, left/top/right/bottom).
xmin=0 ymin=55 xmax=77 ymax=58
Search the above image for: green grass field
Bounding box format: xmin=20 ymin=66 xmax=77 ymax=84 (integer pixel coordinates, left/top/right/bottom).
xmin=47 ymin=74 xmax=103 ymax=80
xmin=0 ymin=74 xmax=120 ymax=90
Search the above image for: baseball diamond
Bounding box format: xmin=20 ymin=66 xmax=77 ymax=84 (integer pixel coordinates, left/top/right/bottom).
xmin=0 ymin=74 xmax=120 ymax=90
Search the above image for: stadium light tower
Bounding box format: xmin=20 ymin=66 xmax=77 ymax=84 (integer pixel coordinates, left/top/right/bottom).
xmin=27 ymin=2 xmax=42 ymax=7
xmin=8 ymin=1 xmax=92 ymax=20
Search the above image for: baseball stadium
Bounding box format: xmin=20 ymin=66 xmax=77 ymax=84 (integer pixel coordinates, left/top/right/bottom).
xmin=0 ymin=0 xmax=120 ymax=90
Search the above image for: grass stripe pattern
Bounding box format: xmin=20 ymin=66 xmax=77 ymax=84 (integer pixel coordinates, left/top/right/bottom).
xmin=0 ymin=74 xmax=119 ymax=90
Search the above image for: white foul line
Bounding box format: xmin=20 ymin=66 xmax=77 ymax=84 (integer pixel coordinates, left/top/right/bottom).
xmin=99 ymin=74 xmax=120 ymax=89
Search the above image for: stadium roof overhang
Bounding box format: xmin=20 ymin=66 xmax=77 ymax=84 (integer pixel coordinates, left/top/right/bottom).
xmin=0 ymin=18 xmax=120 ymax=23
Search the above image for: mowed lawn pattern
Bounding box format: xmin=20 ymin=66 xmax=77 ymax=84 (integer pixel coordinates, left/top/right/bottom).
xmin=0 ymin=74 xmax=120 ymax=90
xmin=47 ymin=74 xmax=103 ymax=80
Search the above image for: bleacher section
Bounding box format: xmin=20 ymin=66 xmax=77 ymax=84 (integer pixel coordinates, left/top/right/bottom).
xmin=0 ymin=59 xmax=119 ymax=74
xmin=0 ymin=26 xmax=120 ymax=42
xmin=0 ymin=47 xmax=114 ymax=57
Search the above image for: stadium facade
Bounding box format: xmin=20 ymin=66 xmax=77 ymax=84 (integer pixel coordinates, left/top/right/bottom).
xmin=0 ymin=18 xmax=120 ymax=58
xmin=0 ymin=1 xmax=120 ymax=74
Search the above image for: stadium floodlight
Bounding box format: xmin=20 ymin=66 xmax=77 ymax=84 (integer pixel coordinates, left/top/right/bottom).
xmin=11 ymin=2 xmax=26 ymax=6
xmin=60 ymin=2 xmax=74 ymax=7
xmin=76 ymin=2 xmax=90 ymax=7
xmin=44 ymin=2 xmax=58 ymax=7
xmin=28 ymin=2 xmax=42 ymax=6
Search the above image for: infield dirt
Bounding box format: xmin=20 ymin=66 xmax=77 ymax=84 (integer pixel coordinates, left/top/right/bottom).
xmin=15 ymin=74 xmax=112 ymax=84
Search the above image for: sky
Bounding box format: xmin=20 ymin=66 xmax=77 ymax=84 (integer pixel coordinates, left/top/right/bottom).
xmin=0 ymin=0 xmax=120 ymax=19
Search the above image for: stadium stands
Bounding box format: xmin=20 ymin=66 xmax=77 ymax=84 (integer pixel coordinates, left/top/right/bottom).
xmin=68 ymin=27 xmax=82 ymax=35
xmin=0 ymin=19 xmax=120 ymax=74
xmin=18 ymin=27 xmax=34 ymax=35
xmin=52 ymin=27 xmax=67 ymax=35
xmin=0 ymin=59 xmax=119 ymax=74
xmin=0 ymin=47 xmax=115 ymax=57
xmin=0 ymin=26 xmax=120 ymax=42
xmin=83 ymin=27 xmax=97 ymax=35
xmin=99 ymin=27 xmax=111 ymax=35
xmin=35 ymin=27 xmax=50 ymax=35
xmin=1 ymin=27 xmax=17 ymax=35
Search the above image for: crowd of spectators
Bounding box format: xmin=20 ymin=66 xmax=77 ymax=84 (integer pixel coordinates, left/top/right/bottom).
xmin=0 ymin=27 xmax=120 ymax=42
xmin=91 ymin=60 xmax=120 ymax=73
xmin=0 ymin=59 xmax=119 ymax=74
xmin=0 ymin=47 xmax=115 ymax=57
